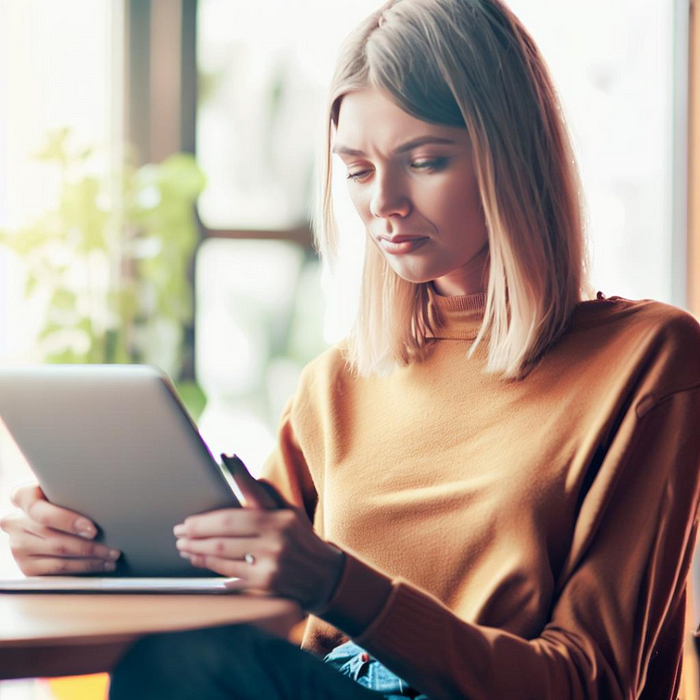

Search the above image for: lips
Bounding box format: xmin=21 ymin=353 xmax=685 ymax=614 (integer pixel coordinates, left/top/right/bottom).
xmin=377 ymin=236 xmax=430 ymax=255
xmin=378 ymin=235 xmax=429 ymax=244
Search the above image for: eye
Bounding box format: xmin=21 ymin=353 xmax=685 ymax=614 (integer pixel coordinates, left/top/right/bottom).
xmin=410 ymin=157 xmax=449 ymax=172
xmin=345 ymin=156 xmax=449 ymax=182
xmin=346 ymin=169 xmax=371 ymax=182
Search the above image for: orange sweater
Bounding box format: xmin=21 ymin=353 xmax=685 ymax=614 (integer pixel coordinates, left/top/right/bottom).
xmin=261 ymin=289 xmax=700 ymax=699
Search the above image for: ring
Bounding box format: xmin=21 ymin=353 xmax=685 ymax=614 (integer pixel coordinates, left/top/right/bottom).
xmin=244 ymin=553 xmax=256 ymax=565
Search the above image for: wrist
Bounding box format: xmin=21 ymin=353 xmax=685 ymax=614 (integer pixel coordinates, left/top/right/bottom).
xmin=309 ymin=548 xmax=394 ymax=637
xmin=307 ymin=543 xmax=346 ymax=614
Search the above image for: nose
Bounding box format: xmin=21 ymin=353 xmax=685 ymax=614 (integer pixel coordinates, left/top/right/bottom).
xmin=369 ymin=171 xmax=411 ymax=219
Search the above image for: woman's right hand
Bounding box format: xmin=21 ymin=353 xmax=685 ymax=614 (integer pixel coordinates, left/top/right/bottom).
xmin=0 ymin=482 xmax=121 ymax=576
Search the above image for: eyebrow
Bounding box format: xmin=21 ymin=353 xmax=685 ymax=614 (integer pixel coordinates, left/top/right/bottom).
xmin=331 ymin=136 xmax=457 ymax=157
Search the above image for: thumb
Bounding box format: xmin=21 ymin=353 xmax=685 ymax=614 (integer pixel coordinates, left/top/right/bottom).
xmin=256 ymin=479 xmax=291 ymax=510
xmin=221 ymin=454 xmax=287 ymax=510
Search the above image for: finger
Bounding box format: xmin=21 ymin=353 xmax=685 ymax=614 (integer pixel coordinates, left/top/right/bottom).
xmin=24 ymin=498 xmax=97 ymax=539
xmin=0 ymin=511 xmax=38 ymax=536
xmin=24 ymin=556 xmax=119 ymax=577
xmin=221 ymin=454 xmax=284 ymax=510
xmin=0 ymin=513 xmax=52 ymax=542
xmin=0 ymin=511 xmax=76 ymax=543
xmin=5 ymin=514 xmax=75 ymax=542
xmin=257 ymin=480 xmax=292 ymax=510
xmin=176 ymin=536 xmax=262 ymax=560
xmin=187 ymin=553 xmax=254 ymax=580
xmin=10 ymin=482 xmax=44 ymax=510
xmin=11 ymin=529 xmax=120 ymax=562
xmin=178 ymin=508 xmax=270 ymax=539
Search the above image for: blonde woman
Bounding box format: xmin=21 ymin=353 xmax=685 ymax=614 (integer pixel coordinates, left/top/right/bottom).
xmin=5 ymin=0 xmax=700 ymax=697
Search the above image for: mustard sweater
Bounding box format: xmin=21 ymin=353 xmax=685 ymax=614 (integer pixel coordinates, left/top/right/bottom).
xmin=261 ymin=288 xmax=700 ymax=699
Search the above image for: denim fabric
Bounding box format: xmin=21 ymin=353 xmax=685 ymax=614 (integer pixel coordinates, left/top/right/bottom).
xmin=324 ymin=640 xmax=431 ymax=700
xmin=109 ymin=624 xmax=389 ymax=700
xmin=108 ymin=623 xmax=432 ymax=700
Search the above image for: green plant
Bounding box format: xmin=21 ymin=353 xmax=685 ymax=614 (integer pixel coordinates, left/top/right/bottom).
xmin=0 ymin=128 xmax=205 ymax=382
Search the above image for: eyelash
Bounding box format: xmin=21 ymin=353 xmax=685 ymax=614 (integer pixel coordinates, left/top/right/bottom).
xmin=346 ymin=158 xmax=448 ymax=182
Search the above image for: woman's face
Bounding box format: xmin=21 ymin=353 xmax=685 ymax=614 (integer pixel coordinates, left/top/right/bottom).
xmin=333 ymin=86 xmax=489 ymax=296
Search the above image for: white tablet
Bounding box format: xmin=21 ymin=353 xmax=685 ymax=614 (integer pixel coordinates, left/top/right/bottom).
xmin=0 ymin=364 xmax=241 ymax=579
xmin=0 ymin=577 xmax=233 ymax=593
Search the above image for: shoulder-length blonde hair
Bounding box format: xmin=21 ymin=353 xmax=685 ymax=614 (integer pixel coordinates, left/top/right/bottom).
xmin=314 ymin=0 xmax=592 ymax=380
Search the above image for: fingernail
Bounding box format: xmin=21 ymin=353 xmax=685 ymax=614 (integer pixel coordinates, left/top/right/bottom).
xmin=103 ymin=561 xmax=116 ymax=571
xmin=175 ymin=539 xmax=187 ymax=550
xmin=74 ymin=518 xmax=94 ymax=537
xmin=173 ymin=524 xmax=186 ymax=536
xmin=108 ymin=549 xmax=121 ymax=560
xmin=179 ymin=551 xmax=192 ymax=560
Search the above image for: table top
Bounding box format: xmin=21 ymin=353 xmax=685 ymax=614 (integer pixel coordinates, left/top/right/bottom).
xmin=0 ymin=591 xmax=303 ymax=680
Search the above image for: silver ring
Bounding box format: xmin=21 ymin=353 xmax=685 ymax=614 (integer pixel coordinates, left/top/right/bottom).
xmin=244 ymin=553 xmax=256 ymax=565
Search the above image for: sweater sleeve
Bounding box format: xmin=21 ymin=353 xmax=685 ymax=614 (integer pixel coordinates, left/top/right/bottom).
xmin=315 ymin=386 xmax=700 ymax=699
xmin=258 ymin=396 xmax=318 ymax=522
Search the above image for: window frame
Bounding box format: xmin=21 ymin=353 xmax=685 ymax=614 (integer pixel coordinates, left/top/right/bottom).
xmin=125 ymin=0 xmax=314 ymax=380
xmin=690 ymin=0 xmax=700 ymax=316
xmin=125 ymin=0 xmax=314 ymax=250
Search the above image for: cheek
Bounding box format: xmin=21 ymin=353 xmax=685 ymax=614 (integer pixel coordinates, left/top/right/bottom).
xmin=439 ymin=177 xmax=483 ymax=230
xmin=410 ymin=184 xmax=459 ymax=234
xmin=346 ymin=187 xmax=372 ymax=223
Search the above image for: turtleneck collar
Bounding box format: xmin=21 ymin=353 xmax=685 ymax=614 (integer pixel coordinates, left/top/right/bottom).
xmin=426 ymin=283 xmax=487 ymax=340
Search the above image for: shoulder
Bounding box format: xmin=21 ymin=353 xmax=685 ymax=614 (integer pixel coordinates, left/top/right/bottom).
xmin=566 ymin=292 xmax=700 ymax=396
xmin=299 ymin=341 xmax=353 ymax=387
xmin=571 ymin=292 xmax=700 ymax=346
xmin=288 ymin=341 xmax=355 ymax=412
xmin=281 ymin=342 xmax=357 ymax=466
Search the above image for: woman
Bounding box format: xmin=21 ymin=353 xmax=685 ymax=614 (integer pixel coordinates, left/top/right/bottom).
xmin=3 ymin=0 xmax=700 ymax=697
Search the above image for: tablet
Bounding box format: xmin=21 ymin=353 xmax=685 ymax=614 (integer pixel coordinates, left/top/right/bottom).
xmin=0 ymin=364 xmax=241 ymax=578
xmin=0 ymin=577 xmax=233 ymax=593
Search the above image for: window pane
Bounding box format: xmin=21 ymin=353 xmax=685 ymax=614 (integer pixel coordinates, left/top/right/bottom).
xmin=508 ymin=0 xmax=678 ymax=304
xmin=0 ymin=0 xmax=123 ymax=580
xmin=196 ymin=0 xmax=381 ymax=230
xmin=0 ymin=0 xmax=124 ymax=361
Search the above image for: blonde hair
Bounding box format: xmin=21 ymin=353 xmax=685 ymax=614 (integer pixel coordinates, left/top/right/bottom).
xmin=314 ymin=0 xmax=592 ymax=380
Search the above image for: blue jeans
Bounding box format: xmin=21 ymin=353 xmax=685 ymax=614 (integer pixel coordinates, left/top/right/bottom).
xmin=323 ymin=640 xmax=429 ymax=699
xmin=109 ymin=623 xmax=430 ymax=699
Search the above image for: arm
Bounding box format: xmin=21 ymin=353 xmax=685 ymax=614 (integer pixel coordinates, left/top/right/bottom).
xmin=256 ymin=397 xmax=390 ymax=616
xmin=313 ymin=387 xmax=700 ymax=699
xmin=259 ymin=396 xmax=319 ymax=521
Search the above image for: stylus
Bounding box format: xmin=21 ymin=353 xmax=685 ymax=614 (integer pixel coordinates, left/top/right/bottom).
xmin=220 ymin=453 xmax=287 ymax=510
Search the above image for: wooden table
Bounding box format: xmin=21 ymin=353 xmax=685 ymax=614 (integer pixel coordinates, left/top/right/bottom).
xmin=0 ymin=592 xmax=302 ymax=680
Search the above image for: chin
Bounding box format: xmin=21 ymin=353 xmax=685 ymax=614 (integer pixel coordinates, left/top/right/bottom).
xmin=384 ymin=260 xmax=445 ymax=286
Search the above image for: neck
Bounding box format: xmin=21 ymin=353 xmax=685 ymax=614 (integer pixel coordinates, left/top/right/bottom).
xmin=426 ymin=284 xmax=487 ymax=340
xmin=430 ymin=244 xmax=489 ymax=297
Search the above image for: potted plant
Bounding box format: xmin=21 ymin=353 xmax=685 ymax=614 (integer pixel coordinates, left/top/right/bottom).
xmin=0 ymin=128 xmax=207 ymax=418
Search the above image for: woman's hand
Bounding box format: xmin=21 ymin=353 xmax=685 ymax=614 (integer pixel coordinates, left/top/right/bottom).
xmin=174 ymin=461 xmax=345 ymax=612
xmin=0 ymin=482 xmax=121 ymax=576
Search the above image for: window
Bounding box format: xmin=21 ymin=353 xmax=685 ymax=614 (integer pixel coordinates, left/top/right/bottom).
xmin=508 ymin=0 xmax=684 ymax=306
xmin=0 ymin=0 xmax=124 ymax=580
xmin=689 ymin=0 xmax=700 ymax=315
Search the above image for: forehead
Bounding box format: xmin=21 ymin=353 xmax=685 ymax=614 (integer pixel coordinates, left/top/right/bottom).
xmin=334 ymin=87 xmax=463 ymax=148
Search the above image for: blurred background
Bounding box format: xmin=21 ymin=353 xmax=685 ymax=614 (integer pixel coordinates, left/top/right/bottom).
xmin=0 ymin=0 xmax=698 ymax=697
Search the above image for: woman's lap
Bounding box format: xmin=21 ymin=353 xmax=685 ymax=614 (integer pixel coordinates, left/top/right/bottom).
xmin=108 ymin=623 xmax=423 ymax=700
xmin=323 ymin=640 xmax=429 ymax=699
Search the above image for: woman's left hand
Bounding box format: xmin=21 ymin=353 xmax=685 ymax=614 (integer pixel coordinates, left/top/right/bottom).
xmin=173 ymin=471 xmax=345 ymax=612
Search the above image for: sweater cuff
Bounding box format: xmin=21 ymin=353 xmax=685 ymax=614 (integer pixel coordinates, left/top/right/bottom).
xmin=312 ymin=546 xmax=394 ymax=637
